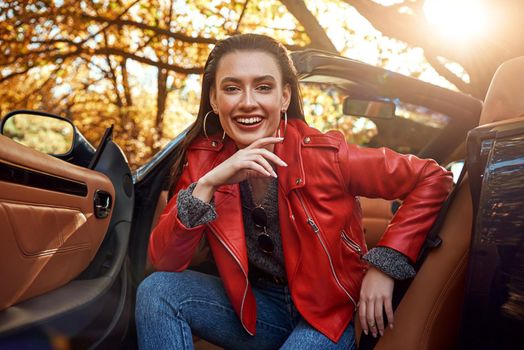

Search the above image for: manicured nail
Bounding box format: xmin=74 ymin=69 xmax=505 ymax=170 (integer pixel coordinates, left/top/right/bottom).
xmin=380 ymin=330 xmax=384 ymax=336
xmin=372 ymin=333 xmax=377 ymax=338
xmin=272 ymin=171 xmax=278 ymax=178
xmin=389 ymin=324 xmax=394 ymax=329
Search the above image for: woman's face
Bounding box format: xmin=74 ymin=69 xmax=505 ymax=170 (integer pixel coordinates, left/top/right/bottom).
xmin=210 ymin=50 xmax=291 ymax=149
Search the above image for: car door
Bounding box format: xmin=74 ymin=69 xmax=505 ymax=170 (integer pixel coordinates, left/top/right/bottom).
xmin=0 ymin=111 xmax=135 ymax=348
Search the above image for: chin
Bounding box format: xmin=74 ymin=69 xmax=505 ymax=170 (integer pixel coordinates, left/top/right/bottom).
xmin=230 ymin=133 xmax=268 ymax=148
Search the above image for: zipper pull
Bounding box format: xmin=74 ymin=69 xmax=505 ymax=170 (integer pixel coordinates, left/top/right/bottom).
xmin=307 ymin=218 xmax=320 ymax=233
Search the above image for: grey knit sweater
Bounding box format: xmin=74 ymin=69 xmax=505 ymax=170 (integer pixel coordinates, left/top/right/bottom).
xmin=177 ymin=180 xmax=415 ymax=281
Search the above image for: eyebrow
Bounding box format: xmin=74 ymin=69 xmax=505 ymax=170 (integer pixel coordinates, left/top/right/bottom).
xmin=219 ymin=75 xmax=277 ymax=85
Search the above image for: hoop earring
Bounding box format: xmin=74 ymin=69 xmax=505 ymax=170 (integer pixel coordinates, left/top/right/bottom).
xmin=203 ymin=111 xmax=226 ymax=141
xmin=277 ymin=111 xmax=287 ymax=139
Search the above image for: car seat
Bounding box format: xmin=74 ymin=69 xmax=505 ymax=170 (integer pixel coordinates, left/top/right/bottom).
xmin=363 ymin=56 xmax=524 ymax=350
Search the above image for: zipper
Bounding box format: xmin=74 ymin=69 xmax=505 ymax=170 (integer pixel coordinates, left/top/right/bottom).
xmin=340 ymin=230 xmax=363 ymax=257
xmin=207 ymin=224 xmax=253 ymax=336
xmin=295 ymin=191 xmax=358 ymax=308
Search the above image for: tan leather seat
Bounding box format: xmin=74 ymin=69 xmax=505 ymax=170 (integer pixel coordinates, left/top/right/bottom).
xmin=368 ymin=56 xmax=524 ymax=350
xmin=360 ymin=197 xmax=395 ymax=249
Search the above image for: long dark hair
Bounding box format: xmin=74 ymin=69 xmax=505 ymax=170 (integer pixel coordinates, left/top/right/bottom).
xmin=168 ymin=33 xmax=305 ymax=198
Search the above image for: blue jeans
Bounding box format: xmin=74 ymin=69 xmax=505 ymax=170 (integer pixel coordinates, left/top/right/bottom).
xmin=135 ymin=270 xmax=355 ymax=350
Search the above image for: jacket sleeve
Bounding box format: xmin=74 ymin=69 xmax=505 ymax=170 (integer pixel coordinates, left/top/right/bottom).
xmin=148 ymin=165 xmax=211 ymax=272
xmin=338 ymin=141 xmax=453 ymax=263
xmin=177 ymin=182 xmax=217 ymax=228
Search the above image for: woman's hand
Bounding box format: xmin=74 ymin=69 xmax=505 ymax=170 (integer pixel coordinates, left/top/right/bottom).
xmin=192 ymin=137 xmax=287 ymax=202
xmin=358 ymin=266 xmax=395 ymax=338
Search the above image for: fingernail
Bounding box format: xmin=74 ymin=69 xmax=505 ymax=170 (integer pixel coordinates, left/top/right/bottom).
xmin=363 ymin=330 xmax=368 ymax=336
xmin=380 ymin=330 xmax=384 ymax=336
xmin=282 ymin=161 xmax=288 ymax=167
xmin=389 ymin=324 xmax=394 ymax=329
xmin=373 ymin=333 xmax=377 ymax=338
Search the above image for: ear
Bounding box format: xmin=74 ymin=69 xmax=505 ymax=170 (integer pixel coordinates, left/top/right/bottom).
xmin=210 ymin=86 xmax=218 ymax=113
xmin=282 ymin=83 xmax=291 ymax=111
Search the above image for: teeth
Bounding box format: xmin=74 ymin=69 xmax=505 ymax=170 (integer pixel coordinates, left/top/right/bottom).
xmin=237 ymin=117 xmax=262 ymax=125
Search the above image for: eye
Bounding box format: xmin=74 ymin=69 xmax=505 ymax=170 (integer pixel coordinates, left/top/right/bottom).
xmin=223 ymin=85 xmax=240 ymax=93
xmin=257 ymin=84 xmax=273 ymax=92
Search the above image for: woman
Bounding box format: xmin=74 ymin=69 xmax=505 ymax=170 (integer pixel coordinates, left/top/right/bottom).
xmin=136 ymin=34 xmax=453 ymax=349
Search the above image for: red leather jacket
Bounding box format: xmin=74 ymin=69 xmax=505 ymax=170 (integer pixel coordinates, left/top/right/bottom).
xmin=149 ymin=119 xmax=453 ymax=342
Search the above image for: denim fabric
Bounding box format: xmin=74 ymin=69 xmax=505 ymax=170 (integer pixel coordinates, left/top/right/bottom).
xmin=136 ymin=270 xmax=355 ymax=350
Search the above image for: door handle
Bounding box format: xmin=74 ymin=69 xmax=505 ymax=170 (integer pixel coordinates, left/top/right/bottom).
xmin=94 ymin=190 xmax=112 ymax=219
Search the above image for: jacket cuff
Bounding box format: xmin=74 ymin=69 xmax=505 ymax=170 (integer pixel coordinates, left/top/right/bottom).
xmin=362 ymin=247 xmax=416 ymax=280
xmin=176 ymin=182 xmax=217 ymax=228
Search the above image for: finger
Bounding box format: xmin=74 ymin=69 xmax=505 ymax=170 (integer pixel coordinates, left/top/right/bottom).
xmin=384 ymin=297 xmax=394 ymax=330
xmin=366 ymin=299 xmax=377 ymax=338
xmin=246 ymin=137 xmax=284 ymax=149
xmin=254 ymin=148 xmax=288 ymax=167
xmin=358 ymin=301 xmax=368 ymax=336
xmin=374 ymin=298 xmax=385 ymax=336
xmin=249 ymin=154 xmax=277 ymax=178
xmin=241 ymin=161 xmax=272 ymax=178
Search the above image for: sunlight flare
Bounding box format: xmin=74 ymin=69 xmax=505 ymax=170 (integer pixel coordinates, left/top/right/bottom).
xmin=423 ymin=0 xmax=488 ymax=40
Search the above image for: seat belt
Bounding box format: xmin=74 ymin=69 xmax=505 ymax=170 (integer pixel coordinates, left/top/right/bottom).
xmin=358 ymin=161 xmax=468 ymax=350
xmin=414 ymin=161 xmax=467 ymax=270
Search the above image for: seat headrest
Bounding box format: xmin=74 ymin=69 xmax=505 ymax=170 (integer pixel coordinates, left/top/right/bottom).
xmin=480 ymin=56 xmax=524 ymax=125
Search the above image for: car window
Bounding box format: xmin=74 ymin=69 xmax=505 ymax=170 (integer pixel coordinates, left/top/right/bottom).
xmin=300 ymin=82 xmax=451 ymax=155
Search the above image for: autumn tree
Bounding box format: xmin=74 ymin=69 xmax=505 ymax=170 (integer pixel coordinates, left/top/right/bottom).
xmin=1 ymin=0 xmax=520 ymax=167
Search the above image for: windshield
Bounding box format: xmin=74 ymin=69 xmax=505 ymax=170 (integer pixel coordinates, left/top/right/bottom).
xmin=301 ymin=83 xmax=451 ymax=155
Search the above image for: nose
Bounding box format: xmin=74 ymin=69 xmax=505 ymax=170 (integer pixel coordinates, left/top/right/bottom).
xmin=239 ymin=89 xmax=257 ymax=110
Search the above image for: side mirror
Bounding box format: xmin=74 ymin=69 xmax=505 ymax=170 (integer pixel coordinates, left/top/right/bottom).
xmin=343 ymin=98 xmax=396 ymax=119
xmin=0 ymin=110 xmax=75 ymax=156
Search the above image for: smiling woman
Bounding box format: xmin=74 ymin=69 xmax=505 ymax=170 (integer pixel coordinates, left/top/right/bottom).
xmin=423 ymin=0 xmax=489 ymax=40
xmin=135 ymin=33 xmax=453 ymax=350
xmin=210 ymin=51 xmax=291 ymax=150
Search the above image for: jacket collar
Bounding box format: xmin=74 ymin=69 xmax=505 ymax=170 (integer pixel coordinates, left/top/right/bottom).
xmin=274 ymin=119 xmax=307 ymax=194
xmin=191 ymin=119 xmax=309 ymax=195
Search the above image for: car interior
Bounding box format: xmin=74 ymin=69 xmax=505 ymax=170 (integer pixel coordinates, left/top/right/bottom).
xmin=358 ymin=56 xmax=524 ymax=350
xmin=457 ymin=56 xmax=524 ymax=350
xmin=0 ymin=135 xmax=115 ymax=310
xmin=0 ymin=114 xmax=135 ymax=347
xmin=1 ymin=51 xmax=523 ymax=349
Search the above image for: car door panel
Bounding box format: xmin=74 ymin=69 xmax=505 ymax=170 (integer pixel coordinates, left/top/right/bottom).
xmin=0 ymin=135 xmax=115 ymax=311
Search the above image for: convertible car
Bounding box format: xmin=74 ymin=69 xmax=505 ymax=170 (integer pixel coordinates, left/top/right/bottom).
xmin=1 ymin=50 xmax=523 ymax=350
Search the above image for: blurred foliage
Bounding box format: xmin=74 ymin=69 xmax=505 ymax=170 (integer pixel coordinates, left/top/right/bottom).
xmin=3 ymin=113 xmax=74 ymax=154
xmin=0 ymin=0 xmax=452 ymax=168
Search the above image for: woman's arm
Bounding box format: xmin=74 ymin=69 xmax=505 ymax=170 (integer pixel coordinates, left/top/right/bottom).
xmin=149 ymin=137 xmax=288 ymax=272
xmin=148 ymin=167 xmax=210 ymax=272
xmin=340 ymin=143 xmax=453 ymax=262
xmin=337 ymin=140 xmax=453 ymax=338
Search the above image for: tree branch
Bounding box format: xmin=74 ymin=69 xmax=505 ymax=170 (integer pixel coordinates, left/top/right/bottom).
xmin=79 ymin=13 xmax=217 ymax=45
xmin=279 ymin=0 xmax=338 ymax=53
xmin=80 ymin=0 xmax=141 ymax=46
xmin=424 ymin=54 xmax=470 ymax=93
xmin=0 ymin=65 xmax=35 ymax=83
xmin=90 ymin=47 xmax=203 ymax=74
xmin=19 ymin=65 xmax=61 ymax=106
xmin=235 ymin=0 xmax=250 ymax=33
